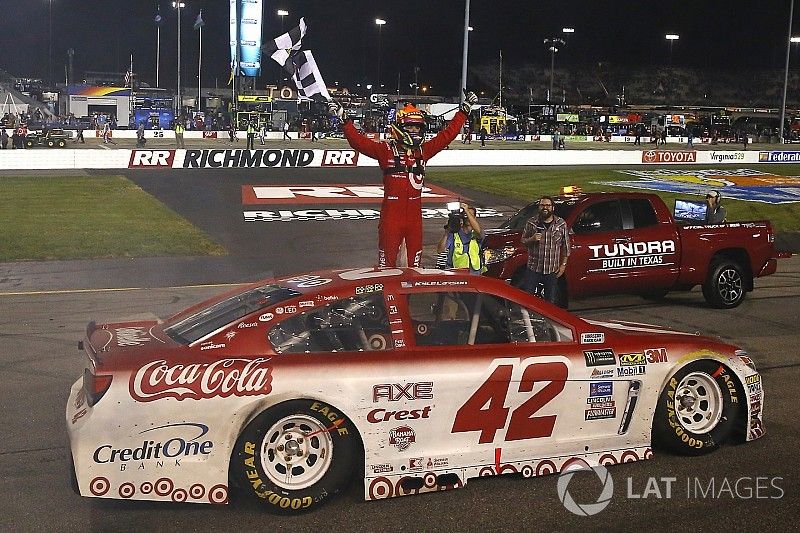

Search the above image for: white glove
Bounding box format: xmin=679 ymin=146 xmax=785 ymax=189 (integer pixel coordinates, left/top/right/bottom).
xmin=460 ymin=90 xmax=478 ymax=114
xmin=327 ymin=101 xmax=343 ymax=119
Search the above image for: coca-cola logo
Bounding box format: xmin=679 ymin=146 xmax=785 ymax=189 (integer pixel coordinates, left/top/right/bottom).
xmin=130 ymin=358 xmax=273 ymax=402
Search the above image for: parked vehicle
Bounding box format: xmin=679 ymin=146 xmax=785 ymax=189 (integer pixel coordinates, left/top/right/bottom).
xmin=24 ymin=128 xmax=70 ymax=148
xmin=482 ymin=191 xmax=788 ymax=308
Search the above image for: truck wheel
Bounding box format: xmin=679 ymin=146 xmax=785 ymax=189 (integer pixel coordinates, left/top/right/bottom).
xmin=25 ymin=140 xmax=34 ymax=148
xmin=57 ymin=139 xmax=66 ymax=148
xmin=702 ymin=259 xmax=746 ymax=308
xmin=652 ymin=360 xmax=740 ymax=456
xmin=47 ymin=140 xmax=55 ymax=147
xmin=232 ymin=400 xmax=356 ymax=514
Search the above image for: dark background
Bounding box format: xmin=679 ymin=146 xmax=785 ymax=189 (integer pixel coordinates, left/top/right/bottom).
xmin=1 ymin=1 xmax=799 ymax=96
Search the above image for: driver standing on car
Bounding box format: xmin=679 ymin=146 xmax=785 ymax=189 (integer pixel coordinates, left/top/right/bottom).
xmin=329 ymin=91 xmax=477 ymax=268
xmin=521 ymin=196 xmax=569 ymax=305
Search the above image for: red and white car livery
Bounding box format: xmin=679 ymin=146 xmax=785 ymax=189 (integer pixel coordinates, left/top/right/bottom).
xmin=66 ymin=267 xmax=764 ymax=513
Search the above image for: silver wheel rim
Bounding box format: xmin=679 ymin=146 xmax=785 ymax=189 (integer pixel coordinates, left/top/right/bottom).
xmin=717 ymin=268 xmax=743 ymax=305
xmin=674 ymin=372 xmax=724 ymax=434
xmin=260 ymin=414 xmax=334 ymax=491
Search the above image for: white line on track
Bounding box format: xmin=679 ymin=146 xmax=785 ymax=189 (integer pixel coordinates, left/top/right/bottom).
xmin=0 ymin=282 xmax=247 ymax=297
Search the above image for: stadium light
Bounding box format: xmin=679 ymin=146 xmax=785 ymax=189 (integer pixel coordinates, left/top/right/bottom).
xmin=375 ymin=19 xmax=387 ymax=88
xmin=665 ymin=34 xmax=679 ymax=40
xmin=780 ymin=0 xmax=796 ymax=144
xmin=544 ymin=37 xmax=566 ymax=103
xmin=277 ymin=9 xmax=289 ymax=17
xmin=562 ymin=27 xmax=575 ymax=33
xmin=792 ymin=36 xmax=800 ymax=43
xmin=375 ymin=18 xmax=386 ymax=25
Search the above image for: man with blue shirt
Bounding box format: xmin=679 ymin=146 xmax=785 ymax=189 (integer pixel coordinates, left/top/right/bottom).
xmin=437 ymin=202 xmax=485 ymax=274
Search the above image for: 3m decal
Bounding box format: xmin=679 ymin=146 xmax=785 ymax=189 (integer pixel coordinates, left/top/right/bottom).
xmin=645 ymin=347 xmax=668 ymax=363
xmin=452 ymin=360 xmax=568 ymax=443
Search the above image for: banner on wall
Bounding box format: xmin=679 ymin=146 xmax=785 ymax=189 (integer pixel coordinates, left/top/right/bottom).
xmin=238 ymin=0 xmax=263 ymax=76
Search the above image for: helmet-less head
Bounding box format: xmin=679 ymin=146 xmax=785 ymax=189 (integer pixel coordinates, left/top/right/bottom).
xmin=392 ymin=104 xmax=426 ymax=147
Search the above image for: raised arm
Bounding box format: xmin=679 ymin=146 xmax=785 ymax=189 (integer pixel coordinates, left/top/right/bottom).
xmin=343 ymin=120 xmax=384 ymax=161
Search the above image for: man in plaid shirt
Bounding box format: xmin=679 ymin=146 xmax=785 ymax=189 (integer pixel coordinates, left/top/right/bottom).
xmin=521 ymin=196 xmax=570 ymax=305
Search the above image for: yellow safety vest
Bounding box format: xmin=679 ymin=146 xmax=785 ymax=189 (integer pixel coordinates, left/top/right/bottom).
xmin=175 ymin=124 xmax=184 ymax=134
xmin=452 ymin=232 xmax=484 ymax=272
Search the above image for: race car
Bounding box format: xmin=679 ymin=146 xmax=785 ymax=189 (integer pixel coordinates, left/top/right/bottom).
xmin=66 ymin=267 xmax=764 ymax=513
xmin=24 ymin=128 xmax=69 ymax=148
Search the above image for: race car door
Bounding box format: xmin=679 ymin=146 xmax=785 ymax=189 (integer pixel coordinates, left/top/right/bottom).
xmin=569 ymin=198 xmax=679 ymax=295
xmin=402 ymin=288 xmax=617 ymax=472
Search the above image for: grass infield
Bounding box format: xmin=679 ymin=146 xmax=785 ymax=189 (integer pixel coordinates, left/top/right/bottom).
xmin=0 ymin=175 xmax=226 ymax=261
xmin=429 ymin=164 xmax=800 ymax=234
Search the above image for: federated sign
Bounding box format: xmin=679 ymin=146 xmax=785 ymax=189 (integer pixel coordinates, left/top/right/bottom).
xmin=596 ymin=168 xmax=800 ymax=204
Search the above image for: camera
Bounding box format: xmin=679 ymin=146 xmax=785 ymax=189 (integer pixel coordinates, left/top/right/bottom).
xmin=445 ymin=201 xmax=466 ymax=233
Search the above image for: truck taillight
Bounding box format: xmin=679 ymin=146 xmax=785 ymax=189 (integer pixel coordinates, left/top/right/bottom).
xmin=83 ymin=368 xmax=112 ymax=407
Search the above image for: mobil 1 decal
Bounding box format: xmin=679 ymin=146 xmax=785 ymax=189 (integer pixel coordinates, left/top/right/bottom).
xmin=588 ymin=240 xmax=676 ymax=273
xmin=597 ymin=168 xmax=800 ymax=204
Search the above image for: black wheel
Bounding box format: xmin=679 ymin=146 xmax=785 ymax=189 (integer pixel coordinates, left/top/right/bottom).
xmin=25 ymin=140 xmax=34 ymax=148
xmin=702 ymin=259 xmax=746 ymax=308
xmin=57 ymin=139 xmax=66 ymax=148
xmin=232 ymin=400 xmax=356 ymax=514
xmin=652 ymin=360 xmax=741 ymax=456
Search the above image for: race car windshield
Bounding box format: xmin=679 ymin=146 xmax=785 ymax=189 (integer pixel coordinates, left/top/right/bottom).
xmin=163 ymin=285 xmax=301 ymax=344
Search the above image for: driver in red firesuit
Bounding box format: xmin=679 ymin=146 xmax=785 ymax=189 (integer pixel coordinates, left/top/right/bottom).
xmin=329 ymin=91 xmax=478 ymax=267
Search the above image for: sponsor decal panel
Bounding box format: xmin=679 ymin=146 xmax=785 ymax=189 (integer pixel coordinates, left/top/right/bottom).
xmin=597 ymin=168 xmax=800 ymax=204
xmin=587 ymin=240 xmax=676 ymax=273
xmin=581 ymin=332 xmax=605 ymax=344
xmin=116 ymin=327 xmax=150 ymax=346
xmin=617 ymin=352 xmax=646 ymax=376
xmin=590 ymin=368 xmax=614 ymax=380
xmin=745 ymin=374 xmax=762 ymax=394
xmin=370 ymin=464 xmax=393 ymax=474
xmin=367 ymin=406 xmax=433 ymax=423
xmin=92 ymin=422 xmax=213 ymax=467
xmin=641 ymin=150 xmax=697 ymax=164
xmin=584 ymin=349 xmax=616 ymax=367
xmin=129 ymin=150 xmax=176 ymax=168
xmin=759 ymin=151 xmax=800 ymax=163
xmin=373 ymin=382 xmax=434 ymax=402
xmin=389 ymin=426 xmax=416 ymax=451
xmin=243 ymin=206 xmax=505 ymax=222
xmin=645 ymin=347 xmax=668 ymax=363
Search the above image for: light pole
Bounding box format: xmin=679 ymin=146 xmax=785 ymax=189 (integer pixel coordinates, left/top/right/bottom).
xmin=173 ymin=1 xmax=186 ymax=115
xmin=544 ymin=37 xmax=565 ymax=103
xmin=665 ymin=33 xmax=679 ymax=66
xmin=780 ymin=1 xmax=796 ymax=144
xmin=375 ymin=18 xmax=386 ymax=89
xmin=47 ymin=0 xmax=53 ymax=86
xmin=276 ymin=10 xmax=289 ymax=86
xmin=459 ymin=0 xmax=470 ymax=102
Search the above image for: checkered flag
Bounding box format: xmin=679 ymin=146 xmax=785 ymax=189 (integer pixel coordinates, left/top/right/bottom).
xmin=285 ymin=50 xmax=331 ymax=101
xmin=262 ymin=18 xmax=307 ymax=68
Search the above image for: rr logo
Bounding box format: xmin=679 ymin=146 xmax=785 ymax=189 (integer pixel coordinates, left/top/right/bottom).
xmin=322 ymin=150 xmax=359 ymax=167
xmin=128 ymin=150 xmax=175 ymax=168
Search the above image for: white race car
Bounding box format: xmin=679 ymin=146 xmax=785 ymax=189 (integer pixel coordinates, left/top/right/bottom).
xmin=66 ymin=267 xmax=764 ymax=513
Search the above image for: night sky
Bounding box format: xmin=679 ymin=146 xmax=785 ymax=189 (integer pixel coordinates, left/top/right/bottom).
xmin=0 ymin=1 xmax=798 ymax=95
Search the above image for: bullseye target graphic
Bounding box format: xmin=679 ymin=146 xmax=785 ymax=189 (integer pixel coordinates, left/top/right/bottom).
xmin=368 ymin=477 xmax=394 ymax=500
xmin=118 ymin=483 xmax=135 ymax=498
xmin=140 ymin=482 xmax=153 ymax=494
xmin=155 ymin=477 xmax=174 ymax=497
xmin=89 ymin=477 xmax=110 ymax=496
xmin=171 ymin=488 xmax=188 ymax=502
xmin=208 ymin=484 xmax=228 ymax=504
xmin=189 ymin=484 xmax=206 ymax=499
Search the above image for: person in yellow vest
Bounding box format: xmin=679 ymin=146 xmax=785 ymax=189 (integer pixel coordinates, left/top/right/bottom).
xmin=246 ymin=120 xmax=256 ymax=150
xmin=174 ymin=119 xmax=185 ymax=148
xmin=437 ymin=202 xmax=485 ymax=274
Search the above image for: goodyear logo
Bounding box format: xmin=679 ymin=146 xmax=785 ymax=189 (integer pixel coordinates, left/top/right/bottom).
xmin=619 ymin=352 xmax=646 ymax=366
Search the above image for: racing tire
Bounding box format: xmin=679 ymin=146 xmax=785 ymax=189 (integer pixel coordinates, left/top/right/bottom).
xmin=702 ymin=259 xmax=746 ymax=309
xmin=652 ymin=360 xmax=741 ymax=456
xmin=232 ymin=400 xmax=356 ymax=514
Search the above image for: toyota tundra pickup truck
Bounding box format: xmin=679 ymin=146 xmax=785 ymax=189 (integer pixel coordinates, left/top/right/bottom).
xmin=482 ymin=191 xmax=788 ymax=308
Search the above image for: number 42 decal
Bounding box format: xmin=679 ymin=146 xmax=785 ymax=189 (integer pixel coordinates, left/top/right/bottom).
xmin=452 ymin=361 xmax=568 ymax=443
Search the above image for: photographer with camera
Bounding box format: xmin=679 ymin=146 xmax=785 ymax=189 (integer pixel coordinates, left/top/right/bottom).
xmin=436 ymin=202 xmax=485 ymax=275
